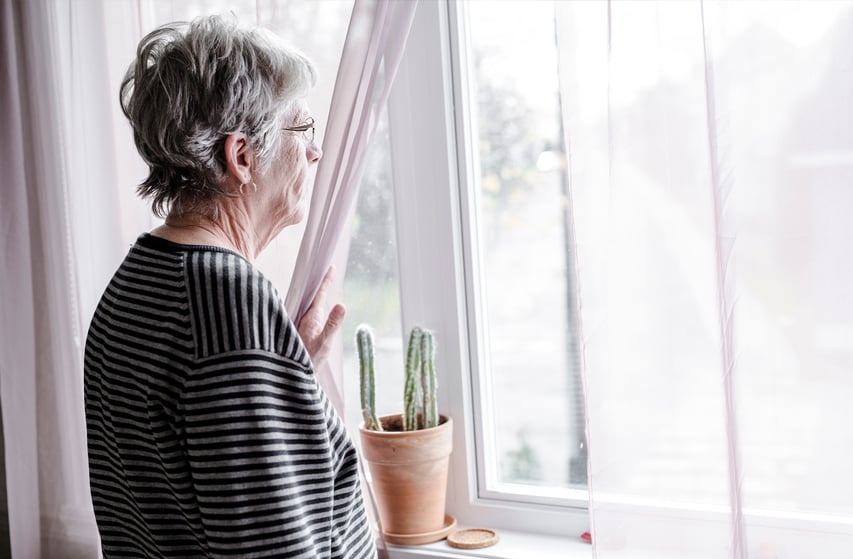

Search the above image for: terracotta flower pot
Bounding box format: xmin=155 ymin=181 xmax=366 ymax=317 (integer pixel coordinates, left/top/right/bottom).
xmin=359 ymin=414 xmax=454 ymax=544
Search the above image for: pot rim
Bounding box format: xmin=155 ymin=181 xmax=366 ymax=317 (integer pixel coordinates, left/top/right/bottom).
xmin=358 ymin=413 xmax=451 ymax=435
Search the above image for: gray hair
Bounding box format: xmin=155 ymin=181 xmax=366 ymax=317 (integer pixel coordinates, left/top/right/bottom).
xmin=120 ymin=14 xmax=316 ymax=218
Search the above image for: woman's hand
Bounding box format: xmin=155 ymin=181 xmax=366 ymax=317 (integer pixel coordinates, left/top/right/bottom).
xmin=297 ymin=266 xmax=347 ymax=368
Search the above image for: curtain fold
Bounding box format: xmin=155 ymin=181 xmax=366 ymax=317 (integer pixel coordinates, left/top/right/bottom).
xmin=1 ymin=0 xmax=105 ymax=555
xmin=284 ymin=0 xmax=418 ymax=414
xmin=1 ymin=2 xmax=44 ymax=555
xmin=283 ymin=3 xmax=417 ymax=555
xmin=698 ymin=4 xmax=746 ymax=555
xmin=558 ymin=1 xmax=853 ymax=556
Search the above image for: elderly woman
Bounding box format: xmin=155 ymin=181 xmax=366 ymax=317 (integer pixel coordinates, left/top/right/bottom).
xmin=84 ymin=15 xmax=376 ymax=559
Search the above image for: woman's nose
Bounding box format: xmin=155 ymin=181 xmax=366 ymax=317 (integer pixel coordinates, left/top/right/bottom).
xmin=307 ymin=140 xmax=322 ymax=164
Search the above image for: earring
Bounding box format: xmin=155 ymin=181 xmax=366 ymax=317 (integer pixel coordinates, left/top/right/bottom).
xmin=252 ymin=181 xmax=258 ymax=192
xmin=239 ymin=182 xmax=245 ymax=195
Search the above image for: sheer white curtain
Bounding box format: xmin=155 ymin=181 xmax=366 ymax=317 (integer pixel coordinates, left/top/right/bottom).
xmin=0 ymin=1 xmax=46 ymax=554
xmin=283 ymin=4 xmax=417 ymax=555
xmin=285 ymin=0 xmax=417 ymax=413
xmin=0 ymin=0 xmax=411 ymax=555
xmin=557 ymin=1 xmax=853 ymax=557
xmin=1 ymin=0 xmax=134 ymax=555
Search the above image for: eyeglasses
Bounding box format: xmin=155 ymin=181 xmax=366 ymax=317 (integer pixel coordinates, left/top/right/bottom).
xmin=282 ymin=117 xmax=315 ymax=143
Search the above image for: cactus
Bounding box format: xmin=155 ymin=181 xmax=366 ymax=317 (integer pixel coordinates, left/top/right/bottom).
xmin=420 ymin=330 xmax=438 ymax=429
xmin=355 ymin=323 xmax=440 ymax=432
xmin=356 ymin=325 xmax=382 ymax=431
xmin=403 ymin=327 xmax=423 ymax=431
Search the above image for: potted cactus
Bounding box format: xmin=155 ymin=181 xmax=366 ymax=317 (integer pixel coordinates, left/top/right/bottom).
xmin=356 ymin=325 xmax=455 ymax=545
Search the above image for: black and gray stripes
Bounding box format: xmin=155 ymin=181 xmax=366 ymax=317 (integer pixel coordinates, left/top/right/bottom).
xmin=185 ymin=251 xmax=305 ymax=362
xmin=84 ymin=234 xmax=375 ymax=558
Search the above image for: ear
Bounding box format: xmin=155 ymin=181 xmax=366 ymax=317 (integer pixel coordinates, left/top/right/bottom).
xmin=223 ymin=133 xmax=254 ymax=187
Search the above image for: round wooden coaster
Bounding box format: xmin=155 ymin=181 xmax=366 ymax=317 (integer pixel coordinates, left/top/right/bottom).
xmin=447 ymin=528 xmax=499 ymax=550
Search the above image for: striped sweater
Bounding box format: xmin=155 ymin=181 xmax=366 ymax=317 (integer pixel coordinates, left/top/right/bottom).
xmin=84 ymin=233 xmax=376 ymax=558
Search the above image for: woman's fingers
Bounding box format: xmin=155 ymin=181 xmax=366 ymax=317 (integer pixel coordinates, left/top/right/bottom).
xmin=297 ymin=266 xmax=346 ymax=367
xmin=311 ymin=266 xmax=335 ymax=316
xmin=310 ymin=303 xmax=347 ymax=367
xmin=322 ymin=303 xmax=347 ymax=341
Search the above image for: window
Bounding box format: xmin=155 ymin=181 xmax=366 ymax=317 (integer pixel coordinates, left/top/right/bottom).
xmin=348 ymin=0 xmax=853 ymax=548
xmin=461 ymin=0 xmax=586 ymax=499
xmin=343 ymin=0 xmax=586 ymax=536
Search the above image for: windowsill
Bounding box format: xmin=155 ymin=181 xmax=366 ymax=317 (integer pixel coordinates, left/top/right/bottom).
xmin=386 ymin=528 xmax=591 ymax=559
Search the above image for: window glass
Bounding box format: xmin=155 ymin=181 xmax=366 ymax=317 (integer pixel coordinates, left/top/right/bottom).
xmin=465 ymin=1 xmax=586 ymax=491
xmin=342 ymin=109 xmax=404 ymax=433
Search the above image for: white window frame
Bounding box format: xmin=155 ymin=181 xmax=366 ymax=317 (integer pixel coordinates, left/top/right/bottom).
xmin=385 ymin=0 xmax=587 ymax=537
